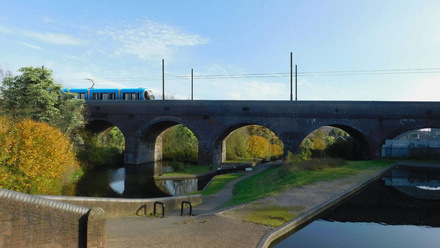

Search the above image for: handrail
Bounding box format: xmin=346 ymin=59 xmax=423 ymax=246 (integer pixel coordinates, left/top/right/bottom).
xmin=136 ymin=204 xmax=147 ymax=216
xmin=154 ymin=201 xmax=165 ymax=218
xmin=180 ymin=201 xmax=193 ymax=216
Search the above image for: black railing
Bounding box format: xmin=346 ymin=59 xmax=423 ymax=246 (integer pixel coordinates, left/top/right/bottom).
xmin=180 ymin=201 xmax=193 ymax=216
xmin=154 ymin=201 xmax=165 ymax=218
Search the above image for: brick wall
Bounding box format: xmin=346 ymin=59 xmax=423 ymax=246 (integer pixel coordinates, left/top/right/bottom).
xmin=0 ymin=189 xmax=106 ymax=248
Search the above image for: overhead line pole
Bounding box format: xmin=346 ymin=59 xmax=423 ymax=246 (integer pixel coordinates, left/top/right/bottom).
xmin=295 ymin=64 xmax=298 ymax=101
xmin=162 ymin=59 xmax=165 ymax=100
xmin=290 ymin=52 xmax=293 ymax=101
xmin=191 ymin=68 xmax=194 ymax=100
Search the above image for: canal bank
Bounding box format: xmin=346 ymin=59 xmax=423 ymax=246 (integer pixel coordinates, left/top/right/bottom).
xmin=106 ymin=163 xmax=395 ymax=248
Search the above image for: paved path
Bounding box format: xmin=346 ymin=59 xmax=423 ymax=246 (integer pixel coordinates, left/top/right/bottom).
xmin=191 ymin=162 xmax=275 ymax=215
xmin=106 ymin=163 xmax=276 ymax=248
xmin=106 ymin=162 xmax=389 ymax=248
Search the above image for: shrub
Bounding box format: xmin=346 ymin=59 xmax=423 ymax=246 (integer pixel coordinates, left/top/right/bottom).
xmin=0 ymin=117 xmax=81 ymax=195
xmin=170 ymin=160 xmax=186 ymax=171
xmin=283 ymin=151 xmax=346 ymax=173
xmin=325 ymin=137 xmax=355 ymax=159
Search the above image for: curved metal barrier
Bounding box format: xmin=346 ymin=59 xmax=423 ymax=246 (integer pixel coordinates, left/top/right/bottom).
xmin=153 ymin=201 xmax=165 ymax=218
xmin=180 ymin=201 xmax=193 ymax=216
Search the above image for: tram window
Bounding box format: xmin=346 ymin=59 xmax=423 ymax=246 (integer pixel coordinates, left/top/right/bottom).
xmin=123 ymin=93 xmax=131 ymax=100
xmin=132 ymin=93 xmax=137 ymax=100
xmin=101 ymin=93 xmax=108 ymax=100
xmin=109 ymin=93 xmax=116 ymax=100
xmin=137 ymin=93 xmax=141 ymax=100
xmin=92 ymin=93 xmax=99 ymax=100
xmin=77 ymin=93 xmax=85 ymax=100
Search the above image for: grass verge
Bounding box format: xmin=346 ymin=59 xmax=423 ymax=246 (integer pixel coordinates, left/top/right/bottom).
xmin=228 ymin=203 xmax=305 ymax=227
xmin=191 ymin=173 xmax=244 ymax=195
xmin=226 ymin=160 xmax=395 ymax=207
xmin=160 ymin=164 xmax=217 ymax=176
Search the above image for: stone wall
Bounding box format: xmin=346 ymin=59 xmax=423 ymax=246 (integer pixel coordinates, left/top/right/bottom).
xmin=0 ymin=188 xmax=106 ymax=248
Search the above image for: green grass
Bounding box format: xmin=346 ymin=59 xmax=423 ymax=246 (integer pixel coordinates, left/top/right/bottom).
xmin=224 ymin=158 xmax=257 ymax=163
xmin=191 ymin=173 xmax=244 ymax=195
xmin=236 ymin=203 xmax=301 ymax=227
xmin=226 ymin=160 xmax=396 ymax=207
xmin=160 ymin=164 xmax=217 ymax=176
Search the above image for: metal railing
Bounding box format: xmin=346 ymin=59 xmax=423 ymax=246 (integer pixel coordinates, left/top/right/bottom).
xmin=154 ymin=201 xmax=165 ymax=218
xmin=180 ymin=201 xmax=193 ymax=216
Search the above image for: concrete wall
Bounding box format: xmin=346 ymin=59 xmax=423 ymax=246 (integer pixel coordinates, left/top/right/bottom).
xmin=382 ymin=140 xmax=440 ymax=158
xmin=0 ymin=189 xmax=106 ymax=248
xmin=42 ymin=194 xmax=203 ymax=218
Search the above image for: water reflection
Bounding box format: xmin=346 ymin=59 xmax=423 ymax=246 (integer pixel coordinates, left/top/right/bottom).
xmin=74 ymin=161 xmax=205 ymax=198
xmin=274 ymin=163 xmax=440 ymax=247
xmin=383 ymin=164 xmax=440 ymax=200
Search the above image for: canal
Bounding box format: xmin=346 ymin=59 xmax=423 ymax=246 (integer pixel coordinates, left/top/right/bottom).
xmin=274 ymin=163 xmax=440 ymax=247
xmin=73 ymin=161 xmax=213 ymax=198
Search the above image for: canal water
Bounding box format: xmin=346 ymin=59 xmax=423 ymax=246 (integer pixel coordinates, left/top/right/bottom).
xmin=274 ymin=164 xmax=440 ymax=247
xmin=73 ymin=161 xmax=212 ymax=198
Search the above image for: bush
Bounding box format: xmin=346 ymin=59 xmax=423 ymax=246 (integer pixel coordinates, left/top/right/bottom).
xmin=0 ymin=117 xmax=81 ymax=195
xmin=77 ymin=146 xmax=123 ymax=170
xmin=162 ymin=125 xmax=198 ymax=163
xmin=169 ymin=160 xmax=186 ymax=171
xmin=76 ymin=128 xmax=124 ymax=171
xmin=325 ymin=138 xmax=355 ymax=159
xmin=283 ymin=151 xmax=346 ymax=173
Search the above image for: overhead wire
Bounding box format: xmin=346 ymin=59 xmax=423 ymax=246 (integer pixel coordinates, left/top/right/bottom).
xmin=61 ymin=67 xmax=440 ymax=83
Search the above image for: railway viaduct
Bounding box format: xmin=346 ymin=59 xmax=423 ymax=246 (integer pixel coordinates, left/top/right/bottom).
xmin=85 ymin=100 xmax=440 ymax=165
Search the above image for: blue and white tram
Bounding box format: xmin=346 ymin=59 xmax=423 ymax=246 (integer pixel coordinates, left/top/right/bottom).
xmin=62 ymin=88 xmax=155 ymax=101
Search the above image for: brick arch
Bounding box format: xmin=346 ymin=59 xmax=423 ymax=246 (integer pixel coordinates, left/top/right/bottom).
xmin=384 ymin=120 xmax=440 ymax=141
xmin=133 ymin=117 xmax=201 ymax=164
xmin=297 ymin=119 xmax=372 ymax=159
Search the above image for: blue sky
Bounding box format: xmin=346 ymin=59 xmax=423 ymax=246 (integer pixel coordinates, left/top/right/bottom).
xmin=1 ymin=0 xmax=440 ymax=101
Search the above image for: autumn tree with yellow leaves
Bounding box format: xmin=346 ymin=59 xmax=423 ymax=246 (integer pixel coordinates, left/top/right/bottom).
xmin=0 ymin=117 xmax=81 ymax=195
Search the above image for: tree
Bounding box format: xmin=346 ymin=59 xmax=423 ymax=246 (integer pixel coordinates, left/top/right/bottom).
xmin=226 ymin=128 xmax=248 ymax=160
xmin=0 ymin=117 xmax=81 ymax=195
xmin=271 ymin=144 xmax=284 ymax=158
xmin=248 ymin=125 xmax=283 ymax=147
xmin=161 ymin=124 xmax=198 ymax=162
xmin=246 ymin=135 xmax=271 ymax=158
xmin=0 ymin=66 xmax=85 ymax=139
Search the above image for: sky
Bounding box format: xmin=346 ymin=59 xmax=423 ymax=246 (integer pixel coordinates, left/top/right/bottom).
xmin=1 ymin=0 xmax=440 ymax=101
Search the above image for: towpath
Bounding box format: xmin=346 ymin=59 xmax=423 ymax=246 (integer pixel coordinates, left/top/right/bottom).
xmin=106 ymin=162 xmax=389 ymax=248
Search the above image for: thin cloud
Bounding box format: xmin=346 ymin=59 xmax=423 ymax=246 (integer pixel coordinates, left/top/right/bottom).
xmin=0 ymin=25 xmax=13 ymax=34
xmin=20 ymin=41 xmax=43 ymax=50
xmin=0 ymin=24 xmax=85 ymax=46
xmin=198 ymin=80 xmax=288 ymax=100
xmin=97 ymin=19 xmax=209 ymax=61
xmin=42 ymin=16 xmax=56 ymax=23
xmin=23 ymin=30 xmax=86 ymax=46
